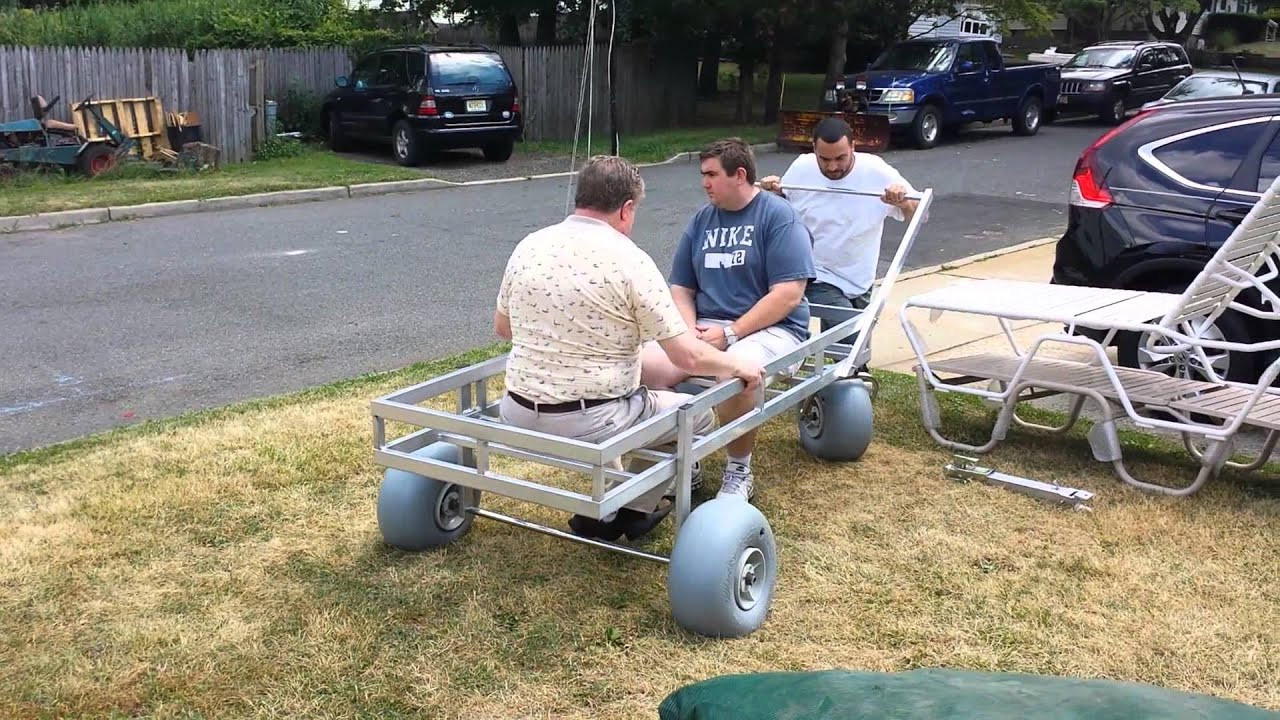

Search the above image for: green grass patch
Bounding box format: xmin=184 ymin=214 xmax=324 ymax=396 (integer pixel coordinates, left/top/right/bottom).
xmin=2 ymin=343 xmax=1278 ymax=718
xmin=0 ymin=147 xmax=424 ymax=217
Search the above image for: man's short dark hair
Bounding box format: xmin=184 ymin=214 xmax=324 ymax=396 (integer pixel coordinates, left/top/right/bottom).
xmin=574 ymin=155 xmax=645 ymax=212
xmin=813 ymin=117 xmax=854 ymax=146
xmin=699 ymin=137 xmax=757 ymax=184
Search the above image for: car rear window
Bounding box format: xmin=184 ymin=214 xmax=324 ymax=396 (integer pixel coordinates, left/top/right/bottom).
xmin=429 ymin=52 xmax=512 ymax=91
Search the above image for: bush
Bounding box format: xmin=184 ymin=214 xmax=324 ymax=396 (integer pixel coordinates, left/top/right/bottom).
xmin=255 ymin=122 xmax=307 ymax=161
xmin=275 ymin=82 xmax=324 ymax=139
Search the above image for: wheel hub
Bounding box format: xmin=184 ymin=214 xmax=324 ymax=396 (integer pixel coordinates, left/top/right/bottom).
xmin=735 ymin=547 xmax=767 ymax=611
xmin=800 ymin=397 xmax=824 ymax=438
xmin=434 ymin=484 xmax=466 ymax=532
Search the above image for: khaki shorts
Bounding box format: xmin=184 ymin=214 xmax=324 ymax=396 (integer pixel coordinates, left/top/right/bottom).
xmin=498 ymin=386 xmax=715 ymax=512
xmin=694 ymin=318 xmax=804 ymax=375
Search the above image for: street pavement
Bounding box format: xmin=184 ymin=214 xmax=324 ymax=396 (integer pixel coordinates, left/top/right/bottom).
xmin=2 ymin=120 xmax=1107 ymax=453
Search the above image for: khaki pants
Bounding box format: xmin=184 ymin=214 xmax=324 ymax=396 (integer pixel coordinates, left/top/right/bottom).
xmin=498 ymin=387 xmax=716 ymax=512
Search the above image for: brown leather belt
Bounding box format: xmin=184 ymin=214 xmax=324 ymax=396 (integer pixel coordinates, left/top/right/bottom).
xmin=507 ymin=391 xmax=624 ymax=414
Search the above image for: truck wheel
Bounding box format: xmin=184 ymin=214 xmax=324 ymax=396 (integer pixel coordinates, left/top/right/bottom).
xmin=912 ymin=104 xmax=941 ymax=149
xmin=1100 ymin=94 xmax=1127 ymax=124
xmin=324 ymin=111 xmax=350 ymax=152
xmin=1013 ymin=95 xmax=1042 ymax=136
xmin=482 ymin=137 xmax=514 ymax=162
xmin=392 ymin=119 xmax=422 ymax=166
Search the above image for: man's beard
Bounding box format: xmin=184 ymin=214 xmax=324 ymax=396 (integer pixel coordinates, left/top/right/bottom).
xmin=821 ymin=162 xmax=851 ymax=180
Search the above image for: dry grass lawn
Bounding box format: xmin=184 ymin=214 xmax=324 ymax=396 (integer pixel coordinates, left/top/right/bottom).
xmin=2 ymin=345 xmax=1279 ymax=719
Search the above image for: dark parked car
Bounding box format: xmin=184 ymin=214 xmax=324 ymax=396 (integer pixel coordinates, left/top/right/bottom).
xmin=1057 ymin=40 xmax=1192 ymax=123
xmin=1143 ymin=69 xmax=1280 ymax=110
xmin=1052 ymin=94 xmax=1280 ymax=382
xmin=321 ymin=44 xmax=524 ymax=166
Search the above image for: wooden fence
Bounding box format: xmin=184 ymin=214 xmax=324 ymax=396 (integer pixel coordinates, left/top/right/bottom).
xmin=0 ymin=45 xmax=352 ymax=164
xmin=492 ymin=43 xmax=698 ymax=141
xmin=0 ymin=43 xmax=696 ymax=164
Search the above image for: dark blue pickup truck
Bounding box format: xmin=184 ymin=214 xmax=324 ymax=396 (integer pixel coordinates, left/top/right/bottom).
xmin=833 ymin=37 xmax=1062 ymax=149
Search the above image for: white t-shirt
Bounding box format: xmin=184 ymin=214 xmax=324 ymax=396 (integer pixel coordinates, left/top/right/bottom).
xmin=780 ymin=152 xmax=916 ymax=298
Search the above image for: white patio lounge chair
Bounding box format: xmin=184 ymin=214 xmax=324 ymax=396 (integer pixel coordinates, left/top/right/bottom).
xmin=899 ymin=174 xmax=1280 ymax=497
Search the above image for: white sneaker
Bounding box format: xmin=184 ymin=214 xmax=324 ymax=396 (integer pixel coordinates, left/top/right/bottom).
xmin=691 ymin=460 xmax=703 ymax=492
xmin=716 ymin=463 xmax=755 ymax=501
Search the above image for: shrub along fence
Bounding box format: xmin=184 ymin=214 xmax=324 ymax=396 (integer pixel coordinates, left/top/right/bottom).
xmin=0 ymin=42 xmax=696 ymax=165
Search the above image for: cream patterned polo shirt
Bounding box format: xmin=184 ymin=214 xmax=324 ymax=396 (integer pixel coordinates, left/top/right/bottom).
xmin=497 ymin=215 xmax=687 ymax=403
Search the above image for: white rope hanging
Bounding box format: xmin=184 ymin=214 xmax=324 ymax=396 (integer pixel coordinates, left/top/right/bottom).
xmin=563 ymin=0 xmax=616 ymax=216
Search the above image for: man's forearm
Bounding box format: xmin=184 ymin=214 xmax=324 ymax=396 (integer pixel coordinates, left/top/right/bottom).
xmin=671 ymin=286 xmax=699 ymax=328
xmin=731 ymin=284 xmax=805 ymax=338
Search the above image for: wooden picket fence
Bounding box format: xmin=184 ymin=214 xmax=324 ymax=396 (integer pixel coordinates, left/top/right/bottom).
xmin=0 ymin=43 xmax=697 ymax=164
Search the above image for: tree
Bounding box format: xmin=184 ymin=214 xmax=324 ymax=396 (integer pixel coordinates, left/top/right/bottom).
xmin=1145 ymin=0 xmax=1206 ymax=44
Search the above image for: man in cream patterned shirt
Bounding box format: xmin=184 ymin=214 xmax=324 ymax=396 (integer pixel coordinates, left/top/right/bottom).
xmin=495 ymin=155 xmax=764 ymax=542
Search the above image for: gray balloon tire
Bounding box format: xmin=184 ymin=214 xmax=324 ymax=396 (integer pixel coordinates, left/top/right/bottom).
xmin=377 ymin=441 xmax=480 ymax=551
xmin=798 ymin=378 xmax=874 ymax=461
xmin=667 ymin=497 xmax=778 ymax=638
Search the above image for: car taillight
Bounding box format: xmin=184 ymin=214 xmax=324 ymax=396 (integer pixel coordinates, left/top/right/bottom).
xmin=1068 ymin=108 xmax=1154 ymax=209
xmin=418 ymin=95 xmax=438 ymax=116
xmin=1070 ymin=152 xmax=1112 ymax=208
xmin=512 ymin=97 xmax=521 ymax=114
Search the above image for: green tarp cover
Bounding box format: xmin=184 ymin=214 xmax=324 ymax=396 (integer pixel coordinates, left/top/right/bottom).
xmin=658 ymin=668 xmax=1279 ymax=720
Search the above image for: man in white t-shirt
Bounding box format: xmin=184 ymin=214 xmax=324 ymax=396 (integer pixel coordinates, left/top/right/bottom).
xmin=759 ymin=117 xmax=923 ymax=346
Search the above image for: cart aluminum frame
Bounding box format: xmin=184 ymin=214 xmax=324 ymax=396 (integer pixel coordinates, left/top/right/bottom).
xmin=371 ymin=185 xmax=933 ymax=637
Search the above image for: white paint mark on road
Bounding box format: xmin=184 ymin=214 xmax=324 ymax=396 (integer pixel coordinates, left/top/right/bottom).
xmin=283 ymin=250 xmax=309 ymax=256
xmin=0 ymin=373 xmax=190 ymax=419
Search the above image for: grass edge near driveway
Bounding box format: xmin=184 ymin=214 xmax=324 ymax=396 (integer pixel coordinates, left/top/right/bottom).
xmin=0 ymin=124 xmax=779 ymax=218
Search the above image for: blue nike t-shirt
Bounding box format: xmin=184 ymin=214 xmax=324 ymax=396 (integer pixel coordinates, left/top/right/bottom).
xmin=669 ymin=190 xmax=816 ymax=341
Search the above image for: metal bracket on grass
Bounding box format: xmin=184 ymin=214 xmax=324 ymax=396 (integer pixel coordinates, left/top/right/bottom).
xmin=945 ymin=455 xmax=1095 ymax=511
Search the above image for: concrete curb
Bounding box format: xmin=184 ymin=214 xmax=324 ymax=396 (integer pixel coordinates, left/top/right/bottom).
xmin=0 ymin=142 xmax=782 ymax=235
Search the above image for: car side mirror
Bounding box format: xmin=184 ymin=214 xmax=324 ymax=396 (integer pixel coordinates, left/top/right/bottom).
xmin=335 ymin=75 xmax=348 ymax=88
xmin=958 ymin=60 xmax=975 ymax=73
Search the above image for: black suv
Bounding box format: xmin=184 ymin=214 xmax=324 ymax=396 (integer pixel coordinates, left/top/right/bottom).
xmin=1057 ymin=40 xmax=1192 ymax=123
xmin=1052 ymin=94 xmax=1280 ymax=382
xmin=321 ymin=44 xmax=524 ymax=166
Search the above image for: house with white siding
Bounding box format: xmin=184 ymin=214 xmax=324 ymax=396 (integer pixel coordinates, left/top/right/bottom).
xmin=907 ymin=3 xmax=1003 ymax=43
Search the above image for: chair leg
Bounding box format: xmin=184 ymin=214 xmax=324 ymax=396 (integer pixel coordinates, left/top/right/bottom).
xmin=914 ymin=368 xmax=1016 ymax=454
xmin=1110 ymin=435 xmax=1228 ymax=497
xmin=1013 ymin=392 xmax=1087 ymax=434
xmin=1182 ymin=429 xmax=1277 ymax=472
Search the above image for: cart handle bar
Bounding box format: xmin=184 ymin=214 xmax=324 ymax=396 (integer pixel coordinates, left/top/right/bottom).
xmin=756 ymin=182 xmax=925 ymax=202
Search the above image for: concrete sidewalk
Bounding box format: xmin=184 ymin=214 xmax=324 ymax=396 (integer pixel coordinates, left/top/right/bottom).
xmin=868 ymin=239 xmax=1089 ymax=373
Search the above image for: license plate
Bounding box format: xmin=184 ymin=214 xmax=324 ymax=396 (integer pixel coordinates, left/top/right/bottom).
xmin=466 ymin=99 xmax=487 ymax=113
xmin=1058 ymin=94 xmax=1068 ymax=104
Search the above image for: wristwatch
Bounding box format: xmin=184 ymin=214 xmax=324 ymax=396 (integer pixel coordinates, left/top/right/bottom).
xmin=724 ymin=325 xmax=739 ymax=346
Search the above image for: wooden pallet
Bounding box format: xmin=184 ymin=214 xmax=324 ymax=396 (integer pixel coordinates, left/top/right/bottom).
xmin=776 ymin=110 xmax=891 ymax=153
xmin=71 ymin=96 xmax=172 ymax=159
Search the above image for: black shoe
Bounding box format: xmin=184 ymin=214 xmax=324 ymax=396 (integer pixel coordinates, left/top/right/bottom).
xmin=568 ymin=513 xmax=625 ymax=541
xmin=616 ymin=497 xmax=675 ymax=541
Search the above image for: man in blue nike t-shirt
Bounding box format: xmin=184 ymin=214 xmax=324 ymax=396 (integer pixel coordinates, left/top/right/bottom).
xmin=641 ymin=137 xmax=816 ymax=503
